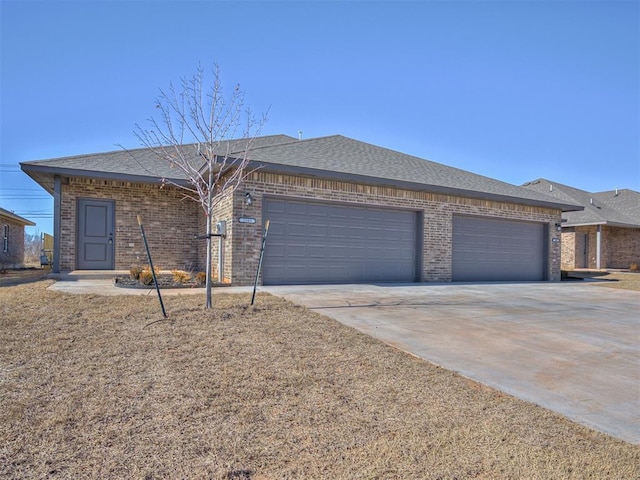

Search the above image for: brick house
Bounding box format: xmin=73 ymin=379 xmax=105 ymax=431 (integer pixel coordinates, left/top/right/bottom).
xmin=523 ymin=179 xmax=640 ymax=270
xmin=0 ymin=207 xmax=35 ymax=269
xmin=21 ymin=134 xmax=581 ymax=285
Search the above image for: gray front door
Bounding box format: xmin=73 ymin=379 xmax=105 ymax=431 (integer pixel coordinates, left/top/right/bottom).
xmin=77 ymin=198 xmax=115 ymax=270
xmin=576 ymin=233 xmax=588 ymax=268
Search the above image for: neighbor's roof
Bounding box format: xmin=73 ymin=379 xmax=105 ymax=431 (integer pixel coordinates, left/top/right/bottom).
xmin=21 ymin=134 xmax=581 ymax=211
xmin=0 ymin=207 xmax=36 ymax=226
xmin=522 ymin=179 xmax=640 ymax=228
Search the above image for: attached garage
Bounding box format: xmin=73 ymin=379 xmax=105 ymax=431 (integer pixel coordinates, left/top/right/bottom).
xmin=263 ymin=197 xmax=419 ymax=285
xmin=22 ymin=134 xmax=578 ymax=282
xmin=452 ymin=215 xmax=548 ymax=282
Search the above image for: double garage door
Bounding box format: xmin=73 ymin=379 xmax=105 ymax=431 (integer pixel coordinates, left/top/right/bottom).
xmin=452 ymin=215 xmax=547 ymax=282
xmin=261 ymin=198 xmax=547 ymax=285
xmin=263 ymin=198 xmax=418 ymax=285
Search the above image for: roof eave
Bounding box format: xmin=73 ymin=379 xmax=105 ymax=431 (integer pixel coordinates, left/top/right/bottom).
xmin=20 ymin=164 xmax=192 ymax=192
xmin=253 ymin=162 xmax=583 ymax=212
xmin=0 ymin=209 xmax=36 ymax=226
xmin=563 ymin=220 xmax=640 ymax=229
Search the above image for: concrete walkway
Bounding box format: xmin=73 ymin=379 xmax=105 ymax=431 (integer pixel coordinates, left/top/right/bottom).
xmin=46 ymin=275 xmax=639 ymax=444
xmin=46 ymin=272 xmax=254 ymax=296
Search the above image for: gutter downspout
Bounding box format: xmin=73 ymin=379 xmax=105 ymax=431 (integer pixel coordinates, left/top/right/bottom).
xmin=53 ymin=175 xmax=61 ymax=273
xmin=596 ymin=225 xmax=602 ymax=270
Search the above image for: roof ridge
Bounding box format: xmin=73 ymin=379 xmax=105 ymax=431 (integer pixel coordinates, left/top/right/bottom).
xmin=22 ymin=134 xmax=297 ymax=164
xmin=594 ymin=188 xmax=640 ymax=195
xmin=232 ymin=134 xmax=311 ymax=154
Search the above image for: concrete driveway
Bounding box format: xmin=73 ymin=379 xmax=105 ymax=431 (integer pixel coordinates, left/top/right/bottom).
xmin=262 ymin=282 xmax=640 ymax=444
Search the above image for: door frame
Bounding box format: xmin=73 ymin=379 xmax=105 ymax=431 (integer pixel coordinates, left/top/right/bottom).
xmin=76 ymin=198 xmax=115 ymax=270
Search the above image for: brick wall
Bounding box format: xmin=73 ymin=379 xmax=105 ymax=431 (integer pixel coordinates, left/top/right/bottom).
xmin=62 ymin=173 xmax=563 ymax=282
xmin=561 ymin=225 xmax=640 ymax=269
xmin=213 ymin=171 xmax=562 ymax=285
xmin=0 ymin=217 xmax=27 ymax=268
xmin=560 ymin=229 xmax=577 ymax=270
xmin=211 ymin=193 xmax=234 ymax=282
xmin=605 ymin=227 xmax=640 ymax=269
xmin=60 ymin=178 xmax=205 ymax=271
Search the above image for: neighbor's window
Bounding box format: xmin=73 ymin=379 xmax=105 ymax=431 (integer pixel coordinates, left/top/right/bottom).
xmin=2 ymin=225 xmax=8 ymax=253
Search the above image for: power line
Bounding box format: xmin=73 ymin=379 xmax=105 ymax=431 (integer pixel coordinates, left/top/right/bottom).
xmin=10 ymin=212 xmax=52 ymax=215
xmin=0 ymin=196 xmax=51 ymax=199
xmin=0 ymin=195 xmax=50 ymax=198
xmin=11 ymin=209 xmax=52 ymax=212
xmin=11 ymin=211 xmax=52 ymax=215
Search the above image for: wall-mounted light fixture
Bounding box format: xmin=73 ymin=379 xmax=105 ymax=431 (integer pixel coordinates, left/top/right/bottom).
xmin=245 ymin=192 xmax=253 ymax=206
xmin=555 ymin=223 xmax=562 ymax=232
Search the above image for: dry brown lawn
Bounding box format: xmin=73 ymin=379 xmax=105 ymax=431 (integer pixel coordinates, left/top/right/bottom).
xmin=591 ymin=272 xmax=640 ymax=291
xmin=1 ymin=281 xmax=638 ymax=479
xmin=0 ymin=268 xmax=48 ymax=287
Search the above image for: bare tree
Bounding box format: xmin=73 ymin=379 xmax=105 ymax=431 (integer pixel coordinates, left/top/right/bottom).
xmin=134 ymin=64 xmax=267 ymax=309
xmin=24 ymin=232 xmax=42 ymax=265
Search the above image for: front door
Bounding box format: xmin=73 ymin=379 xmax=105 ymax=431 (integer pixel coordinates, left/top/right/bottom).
xmin=77 ymin=198 xmax=115 ymax=270
xmin=576 ymin=233 xmax=588 ymax=268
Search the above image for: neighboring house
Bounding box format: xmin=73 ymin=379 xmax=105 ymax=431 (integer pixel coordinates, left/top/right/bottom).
xmin=21 ymin=134 xmax=581 ymax=285
xmin=0 ymin=207 xmax=36 ymax=269
xmin=523 ymin=179 xmax=640 ymax=270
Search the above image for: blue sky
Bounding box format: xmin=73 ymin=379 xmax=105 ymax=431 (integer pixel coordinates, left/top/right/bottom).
xmin=1 ymin=0 xmax=638 ymax=235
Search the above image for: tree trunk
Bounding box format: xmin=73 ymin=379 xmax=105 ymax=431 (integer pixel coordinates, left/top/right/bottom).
xmin=205 ymin=215 xmax=212 ymax=309
xmin=205 ymin=174 xmax=215 ymax=309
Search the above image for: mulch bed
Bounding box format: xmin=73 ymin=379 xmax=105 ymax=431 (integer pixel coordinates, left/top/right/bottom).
xmin=114 ymin=275 xmax=234 ymax=289
xmin=114 ymin=275 xmax=204 ymax=289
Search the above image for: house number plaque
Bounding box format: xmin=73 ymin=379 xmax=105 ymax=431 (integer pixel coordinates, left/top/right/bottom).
xmin=238 ymin=217 xmax=257 ymax=224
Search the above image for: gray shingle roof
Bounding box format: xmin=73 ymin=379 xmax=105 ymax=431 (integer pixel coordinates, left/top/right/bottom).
xmin=21 ymin=134 xmax=581 ymax=211
xmin=522 ymin=179 xmax=640 ymax=228
xmin=245 ymin=135 xmax=580 ymax=209
xmin=21 ymin=135 xmax=297 ymax=191
xmin=593 ymin=190 xmax=640 ymax=224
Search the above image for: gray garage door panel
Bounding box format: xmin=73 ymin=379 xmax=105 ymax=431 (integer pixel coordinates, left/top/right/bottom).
xmin=264 ymin=198 xmax=417 ymax=285
xmin=453 ymin=215 xmax=546 ymax=282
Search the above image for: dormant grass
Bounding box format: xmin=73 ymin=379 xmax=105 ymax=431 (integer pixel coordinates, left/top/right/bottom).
xmin=1 ymin=280 xmax=638 ymax=479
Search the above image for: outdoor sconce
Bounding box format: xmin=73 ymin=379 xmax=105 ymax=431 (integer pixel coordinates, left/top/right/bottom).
xmin=245 ymin=192 xmax=253 ymax=206
xmin=555 ymin=223 xmax=562 ymax=232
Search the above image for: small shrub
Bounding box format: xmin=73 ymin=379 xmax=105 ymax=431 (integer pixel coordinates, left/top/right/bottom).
xmin=195 ymin=271 xmax=207 ymax=285
xmin=172 ymin=269 xmax=191 ymax=284
xmin=130 ymin=266 xmax=143 ymax=280
xmin=630 ymin=262 xmax=638 ymax=272
xmin=138 ymin=265 xmax=160 ymax=286
xmin=143 ymin=265 xmax=160 ymax=275
xmin=139 ymin=270 xmax=154 ymax=285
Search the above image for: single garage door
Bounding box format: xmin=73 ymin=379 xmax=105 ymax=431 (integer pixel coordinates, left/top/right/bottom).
xmin=452 ymin=215 xmax=547 ymax=282
xmin=263 ymin=198 xmax=418 ymax=285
